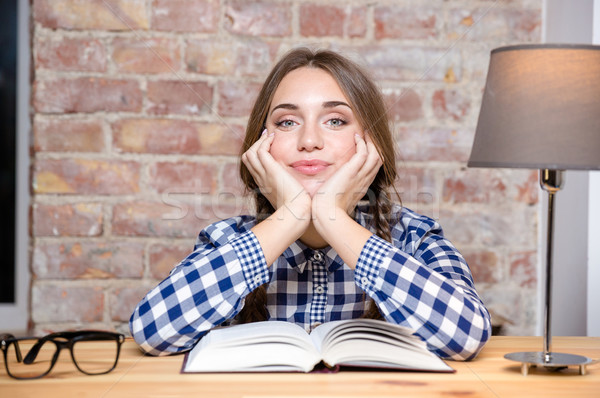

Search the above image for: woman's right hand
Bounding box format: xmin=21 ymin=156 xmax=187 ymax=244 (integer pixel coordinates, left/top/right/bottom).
xmin=243 ymin=130 xmax=312 ymax=266
xmin=241 ymin=130 xmax=312 ymax=223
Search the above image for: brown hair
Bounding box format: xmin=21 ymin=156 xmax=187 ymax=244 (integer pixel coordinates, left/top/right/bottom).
xmin=237 ymin=47 xmax=399 ymax=323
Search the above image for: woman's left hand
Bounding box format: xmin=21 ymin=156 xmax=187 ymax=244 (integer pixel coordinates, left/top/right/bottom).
xmin=311 ymin=133 xmax=383 ymax=226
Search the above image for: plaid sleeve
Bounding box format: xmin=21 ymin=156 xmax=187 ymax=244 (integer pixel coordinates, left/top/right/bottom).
xmin=129 ymin=227 xmax=268 ymax=356
xmin=355 ymin=234 xmax=492 ymax=361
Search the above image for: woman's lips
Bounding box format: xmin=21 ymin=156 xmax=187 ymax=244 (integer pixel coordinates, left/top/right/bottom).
xmin=290 ymin=159 xmax=330 ymax=175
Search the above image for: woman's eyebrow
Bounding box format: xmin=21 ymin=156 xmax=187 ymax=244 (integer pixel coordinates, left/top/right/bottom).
xmin=270 ymin=103 xmax=298 ymax=115
xmin=323 ymin=100 xmax=351 ymax=109
xmin=270 ymin=101 xmax=351 ymax=115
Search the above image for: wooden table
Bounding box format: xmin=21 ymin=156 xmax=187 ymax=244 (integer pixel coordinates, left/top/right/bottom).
xmin=1 ymin=336 xmax=599 ymax=397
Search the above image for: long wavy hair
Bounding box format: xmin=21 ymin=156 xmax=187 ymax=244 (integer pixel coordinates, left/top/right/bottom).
xmin=237 ymin=47 xmax=399 ymax=323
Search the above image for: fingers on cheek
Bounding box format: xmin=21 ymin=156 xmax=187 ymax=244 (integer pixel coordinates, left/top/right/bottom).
xmin=362 ymin=153 xmax=382 ymax=181
xmin=260 ymin=132 xmax=274 ymax=148
xmin=256 ymin=148 xmax=271 ymax=165
xmin=243 ymin=150 xmax=255 ymax=164
xmin=365 ymin=142 xmax=382 ymax=165
xmin=242 ymin=153 xmax=253 ymax=170
xmin=244 ymin=152 xmax=264 ymax=179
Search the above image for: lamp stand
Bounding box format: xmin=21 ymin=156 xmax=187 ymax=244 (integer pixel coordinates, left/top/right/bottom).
xmin=504 ymin=169 xmax=593 ymax=376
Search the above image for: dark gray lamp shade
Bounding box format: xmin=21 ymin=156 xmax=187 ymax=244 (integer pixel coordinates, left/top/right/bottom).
xmin=468 ymin=44 xmax=600 ymax=170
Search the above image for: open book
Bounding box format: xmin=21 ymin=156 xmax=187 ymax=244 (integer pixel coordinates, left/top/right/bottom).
xmin=181 ymin=319 xmax=453 ymax=373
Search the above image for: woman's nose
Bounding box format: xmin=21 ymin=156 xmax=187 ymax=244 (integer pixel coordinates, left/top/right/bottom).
xmin=297 ymin=123 xmax=324 ymax=151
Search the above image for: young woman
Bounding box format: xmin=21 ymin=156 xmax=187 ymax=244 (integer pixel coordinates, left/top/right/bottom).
xmin=129 ymin=48 xmax=492 ymax=361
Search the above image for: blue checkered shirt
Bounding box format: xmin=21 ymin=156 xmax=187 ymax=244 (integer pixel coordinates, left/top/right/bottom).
xmin=130 ymin=204 xmax=491 ymax=360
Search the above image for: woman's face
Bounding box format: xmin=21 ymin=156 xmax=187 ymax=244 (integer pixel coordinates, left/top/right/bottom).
xmin=265 ymin=67 xmax=363 ymax=197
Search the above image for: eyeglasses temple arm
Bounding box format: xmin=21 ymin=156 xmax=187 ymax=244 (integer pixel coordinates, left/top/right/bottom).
xmin=1 ymin=335 xmax=23 ymax=363
xmin=14 ymin=341 xmax=23 ymax=363
xmin=23 ymin=337 xmax=49 ymax=364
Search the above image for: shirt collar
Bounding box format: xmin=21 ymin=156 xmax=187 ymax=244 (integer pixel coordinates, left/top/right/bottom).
xmin=281 ymin=206 xmax=372 ymax=274
xmin=282 ymin=240 xmax=346 ymax=274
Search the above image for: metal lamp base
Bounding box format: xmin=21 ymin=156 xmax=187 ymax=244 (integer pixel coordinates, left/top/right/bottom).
xmin=505 ymin=351 xmax=593 ymax=376
xmin=502 ymin=171 xmax=594 ymax=377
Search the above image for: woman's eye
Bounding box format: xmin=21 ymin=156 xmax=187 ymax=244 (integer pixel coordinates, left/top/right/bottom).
xmin=327 ymin=118 xmax=346 ymax=127
xmin=275 ymin=120 xmax=296 ymax=128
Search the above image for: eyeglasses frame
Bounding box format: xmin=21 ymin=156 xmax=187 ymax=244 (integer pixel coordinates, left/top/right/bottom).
xmin=0 ymin=330 xmax=125 ymax=380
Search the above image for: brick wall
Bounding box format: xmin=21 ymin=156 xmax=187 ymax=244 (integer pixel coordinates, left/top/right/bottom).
xmin=29 ymin=0 xmax=542 ymax=336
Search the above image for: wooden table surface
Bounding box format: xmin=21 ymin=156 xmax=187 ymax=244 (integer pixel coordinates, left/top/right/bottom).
xmin=1 ymin=336 xmax=599 ymax=398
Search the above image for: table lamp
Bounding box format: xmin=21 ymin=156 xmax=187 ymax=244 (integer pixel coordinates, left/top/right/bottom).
xmin=468 ymin=44 xmax=600 ymax=375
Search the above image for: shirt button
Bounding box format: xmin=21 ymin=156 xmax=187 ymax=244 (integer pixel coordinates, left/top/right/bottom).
xmin=361 ymin=276 xmax=369 ymax=285
xmin=312 ymin=251 xmax=323 ymax=262
xmin=254 ymin=275 xmax=263 ymax=284
xmin=315 ymin=285 xmax=325 ymax=294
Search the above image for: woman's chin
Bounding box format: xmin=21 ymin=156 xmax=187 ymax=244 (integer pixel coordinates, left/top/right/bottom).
xmin=301 ymin=181 xmax=325 ymax=198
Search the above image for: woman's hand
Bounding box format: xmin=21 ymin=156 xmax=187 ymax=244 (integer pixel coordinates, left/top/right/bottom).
xmin=242 ymin=130 xmax=312 ymax=220
xmin=310 ymin=133 xmax=383 ymax=268
xmin=311 ymin=133 xmax=383 ymax=222
xmin=243 ymin=131 xmax=313 ymax=267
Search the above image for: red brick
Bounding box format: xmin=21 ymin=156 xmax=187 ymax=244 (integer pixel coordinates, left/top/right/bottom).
xmin=439 ymin=207 xmax=537 ymax=247
xmin=34 ymin=77 xmax=142 ymax=113
xmin=148 ymin=161 xmax=218 ymax=194
xmin=112 ymin=200 xmax=243 ymax=237
xmin=510 ymin=251 xmax=537 ymax=288
xmin=432 ymin=89 xmax=471 ymax=122
xmin=347 ymin=7 xmax=368 ymax=38
xmin=515 ymin=170 xmax=539 ymax=205
xmin=217 ymin=81 xmax=262 ymax=117
xmin=461 ymin=50 xmax=491 ymax=84
xmin=423 ymin=128 xmax=473 ymax=162
xmin=447 ymin=8 xmax=541 ymax=42
xmin=35 ymin=37 xmax=106 ymax=72
xmin=220 ymin=161 xmax=246 ymax=197
xmin=352 ymin=44 xmax=462 ymax=82
xmin=149 ymin=244 xmax=193 ymax=279
xmin=110 ymin=286 xmax=154 ymax=322
xmin=375 ymin=7 xmax=438 ymax=40
xmin=207 ymin=197 xmax=249 ymax=220
xmin=394 ymin=128 xmax=421 ymax=162
xmin=112 ymin=200 xmax=205 ymax=238
xmin=225 ymin=1 xmax=291 ymax=37
xmin=113 ymin=119 xmax=244 ymax=155
xmin=186 ymin=39 xmax=236 ymax=75
xmin=147 ymin=80 xmax=213 ymax=115
xmin=196 ymin=123 xmax=245 ymax=155
xmin=31 ymin=285 xmax=104 ymax=323
xmin=442 ymin=169 xmax=507 ymax=204
xmin=33 ymin=158 xmax=140 ymax=195
xmin=394 ymin=167 xmax=437 ymax=205
xmin=33 ymin=202 xmax=103 ymax=237
xmin=34 ymin=117 xmax=105 ymax=152
xmin=443 ymin=168 xmax=539 ymax=205
xmin=462 ymin=250 xmax=501 ymax=284
xmin=383 ymin=88 xmax=423 ymax=122
xmin=478 ymin=286 xmax=532 ymax=335
xmin=33 ymin=0 xmax=149 ymax=30
xmin=396 ymin=127 xmax=473 ymax=163
xmin=186 ymin=38 xmax=273 ymax=77
xmin=152 ymin=0 xmax=218 ymax=33
xmin=32 ymin=241 xmax=144 ymax=279
xmin=300 ymin=4 xmax=345 ymax=37
xmin=506 ymin=8 xmax=542 ymax=41
xmin=113 ymin=118 xmax=199 ymax=154
xmin=112 ymin=37 xmax=181 ymax=74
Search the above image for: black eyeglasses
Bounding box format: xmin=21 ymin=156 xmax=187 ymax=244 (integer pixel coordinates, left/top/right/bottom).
xmin=1 ymin=330 xmax=125 ymax=380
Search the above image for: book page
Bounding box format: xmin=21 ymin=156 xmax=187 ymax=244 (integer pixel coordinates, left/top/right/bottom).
xmin=313 ymin=319 xmax=452 ymax=372
xmin=184 ymin=321 xmax=321 ymax=372
xmin=310 ymin=319 xmax=421 ymax=352
xmin=308 ymin=319 xmax=348 ymax=352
